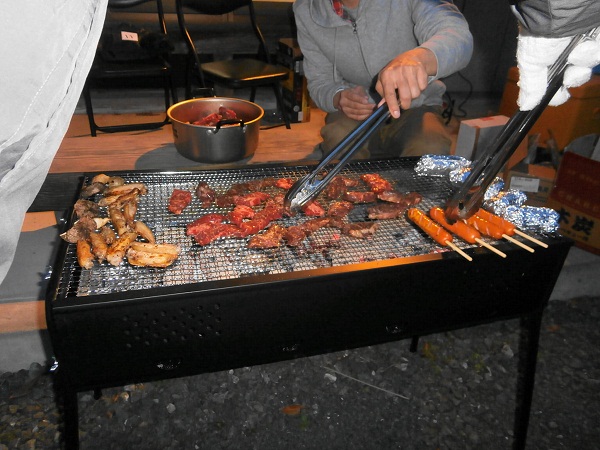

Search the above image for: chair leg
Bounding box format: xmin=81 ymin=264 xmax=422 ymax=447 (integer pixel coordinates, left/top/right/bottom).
xmin=82 ymin=83 xmax=98 ymax=137
xmin=272 ymin=83 xmax=291 ymax=129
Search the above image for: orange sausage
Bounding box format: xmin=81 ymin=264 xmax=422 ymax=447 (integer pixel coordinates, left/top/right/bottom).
xmin=407 ymin=208 xmax=453 ymax=247
xmin=429 ymin=207 xmax=481 ymax=244
xmin=476 ymin=208 xmax=516 ymax=235
xmin=465 ymin=215 xmax=504 ymax=240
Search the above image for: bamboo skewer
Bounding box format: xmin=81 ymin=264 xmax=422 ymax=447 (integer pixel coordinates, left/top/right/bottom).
xmin=502 ymin=234 xmax=535 ymax=253
xmin=474 ymin=238 xmax=507 ymax=258
xmin=514 ymin=229 xmax=549 ymax=248
xmin=445 ymin=241 xmax=473 ymax=262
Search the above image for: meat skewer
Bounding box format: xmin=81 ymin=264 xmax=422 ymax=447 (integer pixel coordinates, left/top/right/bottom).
xmin=429 ymin=207 xmax=506 ymax=259
xmin=465 ymin=215 xmax=532 ymax=254
xmin=472 ymin=213 xmax=535 ymax=253
xmin=407 ymin=208 xmax=472 ymax=262
xmin=476 ymin=208 xmax=548 ymax=248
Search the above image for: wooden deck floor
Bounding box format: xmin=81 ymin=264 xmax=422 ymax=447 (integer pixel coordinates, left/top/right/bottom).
xmin=52 ymin=110 xmax=328 ymax=174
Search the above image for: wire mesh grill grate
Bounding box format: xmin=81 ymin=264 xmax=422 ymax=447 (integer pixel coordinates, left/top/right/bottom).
xmin=55 ymin=159 xmax=473 ymax=299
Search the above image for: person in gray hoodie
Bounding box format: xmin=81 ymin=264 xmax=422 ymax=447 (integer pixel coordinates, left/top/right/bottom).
xmin=292 ymin=0 xmax=473 ymax=159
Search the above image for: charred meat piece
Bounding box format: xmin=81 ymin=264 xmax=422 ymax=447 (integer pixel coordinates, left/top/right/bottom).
xmin=343 ymin=191 xmax=377 ymax=204
xmin=228 ymin=205 xmax=255 ymax=226
xmin=367 ymin=203 xmax=409 ymax=220
xmin=360 ymin=173 xmax=393 ymax=194
xmin=60 ymin=216 xmax=98 ymax=243
xmin=300 ymin=217 xmax=332 ymax=234
xmin=195 ymin=181 xmax=216 ymax=207
xmin=327 ymin=200 xmax=354 ymax=218
xmin=323 ymin=176 xmax=347 ymax=200
xmin=247 ymin=224 xmax=286 ymax=249
xmin=233 ymin=192 xmax=271 ymax=207
xmin=168 ymin=189 xmax=192 ymax=215
xmin=376 ymin=190 xmax=423 ymax=206
xmin=302 ymin=200 xmax=326 ymax=217
xmin=283 ymin=225 xmax=308 ymax=247
xmin=342 ymin=221 xmax=380 ymax=239
xmin=405 ymin=191 xmax=423 ymax=205
xmin=341 ymin=176 xmax=359 ymax=187
xmin=73 ymin=199 xmax=100 ymax=218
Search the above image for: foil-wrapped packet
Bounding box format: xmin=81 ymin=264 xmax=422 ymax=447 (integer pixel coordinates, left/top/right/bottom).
xmin=503 ymin=206 xmax=559 ymax=234
xmin=484 ymin=177 xmax=505 ymax=201
xmin=415 ymin=154 xmax=471 ymax=177
xmin=483 ymin=189 xmax=528 ymax=216
xmin=448 ymin=167 xmax=472 ymax=185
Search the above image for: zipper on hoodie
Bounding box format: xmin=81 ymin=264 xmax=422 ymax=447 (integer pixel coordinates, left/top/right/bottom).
xmin=349 ymin=18 xmax=373 ymax=79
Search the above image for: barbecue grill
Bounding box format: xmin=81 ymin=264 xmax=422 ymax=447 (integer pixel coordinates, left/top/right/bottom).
xmin=45 ymin=158 xmax=572 ymax=449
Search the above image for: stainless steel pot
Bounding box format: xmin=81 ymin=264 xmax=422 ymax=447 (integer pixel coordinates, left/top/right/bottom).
xmin=167 ymin=97 xmax=264 ymax=163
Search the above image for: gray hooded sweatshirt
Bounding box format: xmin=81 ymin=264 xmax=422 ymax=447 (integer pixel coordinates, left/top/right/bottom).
xmin=292 ymin=0 xmax=473 ymax=113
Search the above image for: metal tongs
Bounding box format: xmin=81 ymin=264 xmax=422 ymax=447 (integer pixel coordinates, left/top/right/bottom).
xmin=444 ymin=27 xmax=599 ymax=223
xmin=284 ymin=102 xmax=391 ymax=213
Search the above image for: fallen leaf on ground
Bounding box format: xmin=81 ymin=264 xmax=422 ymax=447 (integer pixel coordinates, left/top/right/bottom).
xmin=281 ymin=404 xmax=303 ymax=416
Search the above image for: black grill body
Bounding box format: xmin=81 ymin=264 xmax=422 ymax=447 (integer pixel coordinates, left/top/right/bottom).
xmin=45 ymin=159 xmax=572 ymax=449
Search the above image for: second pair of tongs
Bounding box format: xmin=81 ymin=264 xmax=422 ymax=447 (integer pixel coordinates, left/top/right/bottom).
xmin=284 ymin=102 xmax=390 ymax=214
xmin=444 ymin=27 xmax=599 ymax=223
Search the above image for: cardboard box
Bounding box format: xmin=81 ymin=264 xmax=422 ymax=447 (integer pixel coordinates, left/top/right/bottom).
xmin=505 ymin=161 xmax=557 ymax=207
xmin=277 ymin=38 xmax=311 ymax=123
xmin=454 ymin=115 xmax=527 ymax=167
xmin=546 ymin=151 xmax=600 ymax=254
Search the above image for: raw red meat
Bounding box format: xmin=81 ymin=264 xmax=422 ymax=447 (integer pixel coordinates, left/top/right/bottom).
xmin=168 ymin=189 xmax=192 ymax=215
xmin=228 ymin=205 xmax=255 ymax=226
xmin=302 ymin=200 xmax=326 ymax=217
xmin=195 ymin=181 xmax=216 ymax=207
xmin=186 ymin=214 xmax=226 ymax=235
xmin=233 ymin=192 xmax=271 ymax=207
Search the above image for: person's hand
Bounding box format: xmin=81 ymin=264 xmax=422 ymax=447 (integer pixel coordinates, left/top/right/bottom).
xmin=375 ymin=47 xmax=436 ymax=118
xmin=335 ymin=86 xmax=375 ymax=121
xmin=516 ymin=30 xmax=600 ymax=111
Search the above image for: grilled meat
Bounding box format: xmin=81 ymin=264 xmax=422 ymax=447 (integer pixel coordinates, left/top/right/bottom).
xmin=342 ymin=222 xmax=380 ymax=239
xmin=248 ymin=224 xmax=286 ymax=249
xmin=342 ymin=191 xmax=377 ymax=204
xmin=327 ymin=200 xmax=354 ymax=218
xmin=195 ymin=181 xmax=216 ymax=207
xmin=168 ymin=189 xmax=192 ymax=215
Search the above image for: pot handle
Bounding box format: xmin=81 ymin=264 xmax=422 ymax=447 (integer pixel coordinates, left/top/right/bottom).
xmin=211 ymin=119 xmax=245 ymax=134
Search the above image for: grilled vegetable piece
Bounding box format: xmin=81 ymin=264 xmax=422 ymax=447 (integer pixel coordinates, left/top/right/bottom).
xmin=126 ymin=242 xmax=180 ymax=268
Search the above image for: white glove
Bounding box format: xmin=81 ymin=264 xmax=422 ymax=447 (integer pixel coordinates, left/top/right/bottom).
xmin=516 ymin=30 xmax=600 ymax=111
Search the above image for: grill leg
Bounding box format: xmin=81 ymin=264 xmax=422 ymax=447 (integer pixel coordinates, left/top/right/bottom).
xmin=409 ymin=336 xmax=419 ymax=353
xmin=512 ymin=308 xmax=544 ymax=450
xmin=55 ymin=372 xmax=80 ymax=450
xmin=62 ymin=389 xmax=80 ymax=450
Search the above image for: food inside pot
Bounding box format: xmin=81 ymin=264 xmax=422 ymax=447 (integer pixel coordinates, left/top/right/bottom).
xmin=191 ymin=106 xmax=238 ymax=126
